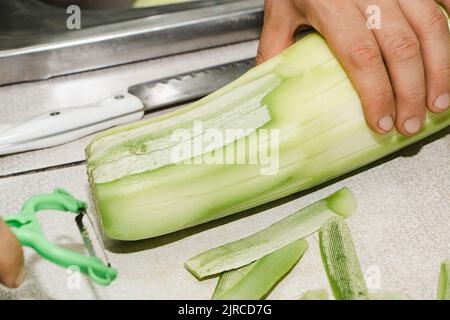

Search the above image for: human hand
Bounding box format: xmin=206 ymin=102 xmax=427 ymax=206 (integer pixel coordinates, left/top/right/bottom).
xmin=257 ymin=0 xmax=450 ymax=136
xmin=0 ymin=219 xmax=25 ymax=288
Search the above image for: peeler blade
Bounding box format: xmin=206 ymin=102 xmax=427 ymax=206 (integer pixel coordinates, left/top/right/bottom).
xmin=75 ymin=210 xmax=112 ymax=267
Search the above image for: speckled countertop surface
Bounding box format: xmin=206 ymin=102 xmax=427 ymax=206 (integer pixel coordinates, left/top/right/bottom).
xmin=0 ymin=40 xmax=449 ymax=300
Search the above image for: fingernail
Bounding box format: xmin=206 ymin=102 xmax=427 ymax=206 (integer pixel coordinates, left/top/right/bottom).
xmin=14 ymin=267 xmax=26 ymax=288
xmin=378 ymin=115 xmax=394 ymax=132
xmin=404 ymin=117 xmax=422 ymax=135
xmin=434 ymin=93 xmax=449 ymax=110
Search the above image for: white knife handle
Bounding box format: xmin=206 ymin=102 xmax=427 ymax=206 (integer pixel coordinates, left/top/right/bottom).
xmin=0 ymin=93 xmax=144 ymax=156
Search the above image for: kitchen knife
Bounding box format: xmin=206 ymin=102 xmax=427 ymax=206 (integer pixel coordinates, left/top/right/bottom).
xmin=0 ymin=59 xmax=254 ymax=156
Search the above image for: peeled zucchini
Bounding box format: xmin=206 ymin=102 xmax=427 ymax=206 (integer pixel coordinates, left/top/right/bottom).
xmin=87 ymin=23 xmax=450 ymax=240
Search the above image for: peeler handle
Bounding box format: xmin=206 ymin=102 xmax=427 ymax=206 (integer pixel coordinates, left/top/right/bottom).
xmin=26 ymin=236 xmax=117 ymax=286
xmin=10 ymin=229 xmax=117 ymax=286
xmin=3 ymin=189 xmax=86 ymax=232
xmin=21 ymin=188 xmax=87 ymax=218
xmin=3 ymin=189 xmax=118 ymax=286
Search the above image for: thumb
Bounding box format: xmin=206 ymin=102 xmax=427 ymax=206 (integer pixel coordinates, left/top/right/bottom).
xmin=0 ymin=220 xmax=25 ymax=288
xmin=256 ymin=0 xmax=304 ymax=65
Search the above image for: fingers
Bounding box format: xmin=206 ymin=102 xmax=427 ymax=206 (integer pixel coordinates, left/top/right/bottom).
xmin=0 ymin=220 xmax=25 ymax=288
xmin=259 ymin=0 xmax=448 ymax=136
xmin=307 ymin=1 xmax=396 ymax=134
xmin=399 ymin=0 xmax=450 ymax=114
xmin=256 ymin=0 xmax=305 ymax=65
xmin=358 ymin=0 xmax=427 ymax=136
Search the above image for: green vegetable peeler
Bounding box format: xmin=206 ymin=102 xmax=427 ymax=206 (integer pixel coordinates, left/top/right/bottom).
xmin=2 ymin=188 xmax=118 ymax=286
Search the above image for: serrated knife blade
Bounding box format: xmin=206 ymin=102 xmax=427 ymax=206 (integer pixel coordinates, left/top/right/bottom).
xmin=0 ymin=58 xmax=255 ymax=156
xmin=129 ymin=59 xmax=255 ymax=110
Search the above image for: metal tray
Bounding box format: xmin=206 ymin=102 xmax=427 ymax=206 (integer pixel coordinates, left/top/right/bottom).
xmin=0 ymin=0 xmax=263 ymax=85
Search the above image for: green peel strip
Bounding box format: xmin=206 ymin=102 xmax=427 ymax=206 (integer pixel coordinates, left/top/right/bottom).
xmin=185 ymin=187 xmax=357 ymax=279
xmin=438 ymin=260 xmax=450 ymax=300
xmin=212 ymin=239 xmax=308 ymax=300
xmin=319 ymin=216 xmax=369 ymax=300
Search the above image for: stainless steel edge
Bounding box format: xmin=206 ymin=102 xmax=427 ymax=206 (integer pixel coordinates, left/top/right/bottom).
xmin=129 ymin=58 xmax=255 ymax=110
xmin=0 ymin=0 xmax=264 ymax=85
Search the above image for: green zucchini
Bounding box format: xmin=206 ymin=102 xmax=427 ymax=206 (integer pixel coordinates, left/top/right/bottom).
xmin=86 ymin=16 xmax=450 ymax=240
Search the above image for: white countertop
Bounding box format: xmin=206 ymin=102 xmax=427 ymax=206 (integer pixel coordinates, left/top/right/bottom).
xmin=0 ymin=40 xmax=449 ymax=300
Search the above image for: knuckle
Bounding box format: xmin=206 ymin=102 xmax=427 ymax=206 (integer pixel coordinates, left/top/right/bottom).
xmin=372 ymin=88 xmax=395 ymax=105
xmin=348 ymin=42 xmax=382 ymax=69
xmin=402 ymin=86 xmax=427 ymax=105
xmin=388 ymin=35 xmax=421 ymax=63
xmin=422 ymin=9 xmax=449 ymax=34
xmin=436 ymin=64 xmax=450 ymax=81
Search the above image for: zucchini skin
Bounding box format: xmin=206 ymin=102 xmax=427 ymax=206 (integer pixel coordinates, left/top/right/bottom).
xmin=185 ymin=188 xmax=356 ymax=279
xmin=319 ymin=217 xmax=369 ymax=300
xmin=212 ymin=239 xmax=308 ymax=300
xmin=438 ymin=261 xmax=450 ymax=300
xmin=87 ymin=32 xmax=450 ymax=241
